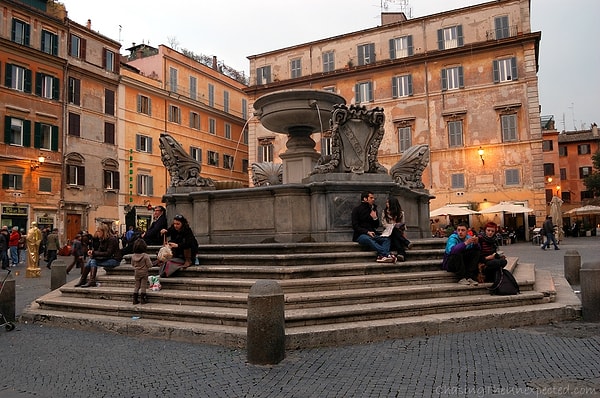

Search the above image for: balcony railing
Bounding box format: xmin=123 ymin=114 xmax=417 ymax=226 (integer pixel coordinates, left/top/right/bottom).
xmin=486 ymin=25 xmax=519 ymax=40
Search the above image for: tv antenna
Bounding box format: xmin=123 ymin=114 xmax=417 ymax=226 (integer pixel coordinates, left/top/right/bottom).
xmin=381 ymin=0 xmax=412 ymax=17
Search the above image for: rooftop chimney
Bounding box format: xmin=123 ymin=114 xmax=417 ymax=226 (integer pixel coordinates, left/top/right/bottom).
xmin=592 ymin=123 xmax=598 ymax=136
xmin=212 ymin=56 xmax=218 ymax=70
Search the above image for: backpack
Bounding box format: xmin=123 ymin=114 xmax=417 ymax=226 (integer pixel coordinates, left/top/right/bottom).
xmin=489 ymin=268 xmax=520 ymax=295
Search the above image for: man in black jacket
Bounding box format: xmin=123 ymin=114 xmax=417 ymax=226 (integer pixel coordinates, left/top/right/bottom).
xmin=351 ymin=191 xmax=395 ymax=263
xmin=143 ymin=206 xmax=168 ymax=245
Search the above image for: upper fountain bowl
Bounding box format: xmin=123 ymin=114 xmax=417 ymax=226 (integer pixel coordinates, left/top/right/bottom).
xmin=254 ymin=89 xmax=346 ymax=134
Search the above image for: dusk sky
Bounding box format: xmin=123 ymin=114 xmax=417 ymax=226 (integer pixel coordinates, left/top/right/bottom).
xmin=62 ymin=0 xmax=598 ymax=130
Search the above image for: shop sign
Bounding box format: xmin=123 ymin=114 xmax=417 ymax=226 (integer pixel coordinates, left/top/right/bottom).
xmin=2 ymin=205 xmax=27 ymax=215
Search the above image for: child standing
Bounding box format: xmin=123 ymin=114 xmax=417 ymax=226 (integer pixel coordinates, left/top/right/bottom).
xmin=131 ymin=238 xmax=152 ymax=304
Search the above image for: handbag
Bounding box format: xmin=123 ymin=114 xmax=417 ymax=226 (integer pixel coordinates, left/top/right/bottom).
xmin=489 ymin=268 xmax=520 ymax=295
xmin=159 ymin=258 xmax=184 ymax=278
xmin=157 ymin=236 xmax=173 ymax=263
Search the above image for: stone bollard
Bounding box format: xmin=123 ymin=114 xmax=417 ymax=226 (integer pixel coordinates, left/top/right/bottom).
xmin=247 ymin=280 xmax=285 ymax=365
xmin=50 ymin=260 xmax=67 ymax=291
xmin=580 ymin=261 xmax=600 ymax=322
xmin=564 ymin=250 xmax=581 ymax=286
xmin=0 ymin=270 xmax=16 ymax=322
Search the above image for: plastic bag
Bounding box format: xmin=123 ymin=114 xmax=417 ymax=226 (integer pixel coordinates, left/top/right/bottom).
xmin=148 ymin=275 xmax=161 ymax=291
xmin=157 ymin=244 xmax=173 ymax=263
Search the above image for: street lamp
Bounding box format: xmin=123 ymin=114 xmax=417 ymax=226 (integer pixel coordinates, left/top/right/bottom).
xmin=477 ymin=147 xmax=485 ymax=165
xmin=30 ymin=155 xmax=46 ymax=170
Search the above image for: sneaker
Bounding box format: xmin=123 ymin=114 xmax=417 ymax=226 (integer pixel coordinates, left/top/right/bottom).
xmin=407 ymin=243 xmax=413 ymax=250
xmin=541 ymin=246 xmax=546 ymax=250
xmin=458 ymin=278 xmax=470 ymax=286
xmin=554 ymin=247 xmax=560 ymax=250
xmin=396 ymin=254 xmax=405 ymax=262
xmin=376 ymin=256 xmax=386 ymax=263
xmin=467 ymin=278 xmax=479 ymax=286
xmin=384 ymin=255 xmax=396 ymax=263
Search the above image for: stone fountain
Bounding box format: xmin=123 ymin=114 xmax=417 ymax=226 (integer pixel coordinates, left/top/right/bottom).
xmin=162 ymin=89 xmax=432 ymax=243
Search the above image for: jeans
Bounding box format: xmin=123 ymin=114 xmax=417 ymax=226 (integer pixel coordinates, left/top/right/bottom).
xmin=86 ymin=258 xmax=120 ymax=269
xmin=542 ymin=232 xmax=559 ymax=249
xmin=9 ymin=246 xmax=18 ymax=265
xmin=356 ymin=234 xmax=391 ymax=257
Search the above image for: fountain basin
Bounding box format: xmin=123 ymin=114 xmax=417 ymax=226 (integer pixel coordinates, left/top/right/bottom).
xmin=254 ymin=89 xmax=346 ymax=134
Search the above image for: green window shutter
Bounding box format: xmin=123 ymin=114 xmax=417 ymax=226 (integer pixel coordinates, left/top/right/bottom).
xmin=34 ymin=122 xmax=41 ymax=148
xmin=23 ymin=120 xmax=31 ymax=147
xmin=52 ymin=77 xmax=59 ymax=100
xmin=441 ymin=69 xmax=447 ymax=91
xmin=24 ymin=68 xmax=32 ymax=93
xmin=407 ymin=75 xmax=413 ymax=96
xmin=51 ymin=125 xmax=59 ymax=151
xmin=392 ymin=77 xmax=398 ymax=98
xmin=2 ymin=174 xmax=8 ymax=189
xmin=457 ymin=25 xmax=464 ymax=46
xmin=5 ymin=64 xmax=12 ymax=88
xmin=493 ymin=60 xmax=499 ymax=83
xmin=437 ymin=29 xmax=444 ymax=50
xmin=511 ymin=57 xmax=518 ymax=80
xmin=458 ymin=66 xmax=464 ymax=88
xmin=389 ymin=38 xmax=395 ymax=59
xmin=4 ymin=116 xmax=11 ymax=144
xmin=407 ymin=35 xmax=413 ymax=56
xmin=35 ymin=72 xmax=42 ymax=96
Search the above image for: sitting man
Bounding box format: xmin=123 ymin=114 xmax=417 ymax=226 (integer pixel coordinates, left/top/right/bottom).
xmin=478 ymin=221 xmax=508 ymax=282
xmin=351 ymin=191 xmax=395 ymax=263
xmin=442 ymin=222 xmax=480 ymax=286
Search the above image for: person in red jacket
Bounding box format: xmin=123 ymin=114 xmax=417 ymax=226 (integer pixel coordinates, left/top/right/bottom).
xmin=8 ymin=226 xmax=20 ymax=267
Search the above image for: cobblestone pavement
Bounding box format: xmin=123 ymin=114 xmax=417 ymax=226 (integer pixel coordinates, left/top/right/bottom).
xmin=0 ymin=237 xmax=598 ymax=398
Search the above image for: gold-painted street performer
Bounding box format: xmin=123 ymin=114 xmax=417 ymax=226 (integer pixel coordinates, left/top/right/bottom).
xmin=25 ymin=222 xmax=42 ymax=278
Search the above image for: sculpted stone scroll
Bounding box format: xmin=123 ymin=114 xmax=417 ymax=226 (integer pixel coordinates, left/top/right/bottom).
xmin=390 ymin=144 xmax=430 ymax=190
xmin=251 ymin=162 xmax=283 ymax=186
xmin=312 ymin=104 xmax=388 ymax=175
xmin=159 ymin=133 xmax=215 ymax=188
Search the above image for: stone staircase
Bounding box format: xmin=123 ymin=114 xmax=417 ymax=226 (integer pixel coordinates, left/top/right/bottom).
xmin=21 ymin=239 xmax=581 ymax=349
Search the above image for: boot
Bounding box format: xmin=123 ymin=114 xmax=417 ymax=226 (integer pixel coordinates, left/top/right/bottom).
xmin=74 ymin=267 xmax=89 ymax=287
xmin=182 ymin=248 xmax=192 ymax=268
xmin=132 ymin=293 xmax=140 ymax=304
xmin=81 ymin=267 xmax=97 ymax=287
xmin=141 ymin=293 xmax=148 ymax=304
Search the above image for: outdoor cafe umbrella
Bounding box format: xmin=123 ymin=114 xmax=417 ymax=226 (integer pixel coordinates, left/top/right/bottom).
xmin=479 ymin=202 xmax=534 ymax=214
xmin=564 ymin=205 xmax=600 ymax=216
xmin=430 ymin=205 xmax=479 ymax=217
xmin=549 ymin=196 xmax=564 ymax=241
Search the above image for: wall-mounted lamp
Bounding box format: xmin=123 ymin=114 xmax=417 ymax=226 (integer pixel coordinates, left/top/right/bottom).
xmin=478 ymin=147 xmax=485 ymax=165
xmin=143 ymin=199 xmax=152 ymax=210
xmin=546 ymin=177 xmax=553 ymax=183
xmin=30 ymin=155 xmax=46 ymax=170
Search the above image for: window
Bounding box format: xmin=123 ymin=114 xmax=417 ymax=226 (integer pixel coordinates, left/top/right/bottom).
xmin=392 ymin=75 xmax=413 ymax=98
xmin=6 ymin=117 xmax=30 ymax=147
xmin=542 ymin=140 xmax=553 ymax=151
xmin=561 ymin=191 xmax=571 ymax=203
xmin=495 ymin=16 xmax=510 ymax=39
xmin=67 ymin=165 xmax=85 ymax=186
xmin=291 ymin=58 xmax=302 ymax=78
xmin=137 ymin=94 xmax=151 ymax=115
xmin=357 ymin=43 xmax=376 ymax=65
xmin=190 ymin=112 xmax=200 ymax=130
xmin=225 ymin=123 xmax=231 ymax=140
xmin=103 ymin=170 xmax=119 ymax=190
xmin=35 ymin=73 xmax=59 ymax=100
xmin=242 ymin=99 xmax=248 ymax=120
xmin=441 ymin=66 xmax=464 ymax=91
xmin=224 ymin=91 xmax=230 ymax=113
xmin=398 ymin=126 xmax=412 ymax=152
xmin=208 ymin=84 xmax=215 ymax=107
xmin=242 ymin=159 xmax=249 ymax=173
xmin=437 ymin=26 xmax=463 ymax=50
xmin=258 ymin=142 xmax=274 ymax=162
xmin=545 ymin=189 xmax=553 ymax=204
xmin=560 ymin=168 xmax=567 ymax=180
xmin=543 ymin=163 xmax=555 ymax=176
xmin=578 ymin=144 xmax=591 ymax=155
xmin=321 ymin=137 xmax=332 ymax=156
xmin=34 ymin=122 xmax=58 ymax=151
xmin=190 ymin=147 xmax=202 ymax=163
xmin=169 ymin=67 xmax=178 ymax=92
xmin=11 ymin=18 xmax=30 ymax=46
xmin=41 ymin=30 xmax=58 ymax=55
xmin=189 ymin=76 xmax=197 ymax=100
xmin=581 ymin=191 xmax=594 ymax=201
xmin=256 ymin=66 xmax=271 ymax=85
xmin=104 ymin=49 xmax=116 ymax=72
xmin=207 ymin=151 xmax=219 ymax=166
xmin=39 ymin=177 xmax=52 ymax=192
xmin=168 ymin=105 xmax=181 ymax=124
xmin=209 ymin=118 xmax=216 ymax=134
xmin=137 ymin=174 xmax=153 ymax=196
xmin=68 ymin=113 xmax=80 ymax=136
xmin=323 ymin=51 xmax=335 ymax=72
xmin=223 ymin=154 xmax=234 ymax=170
xmin=505 ymin=169 xmax=520 ymax=185
xmin=105 ymin=89 xmax=115 ymax=115
xmin=243 ymin=127 xmax=249 ymax=145
xmin=355 ymin=81 xmax=373 ymax=103
xmin=2 ymin=174 xmax=23 ymax=190
xmin=389 ymin=36 xmax=413 ymax=59
xmin=451 ymin=173 xmax=465 ymax=189
xmin=559 ymin=146 xmax=568 ymax=156
xmin=69 ymin=34 xmax=85 ymax=59
xmin=104 ymin=122 xmax=115 ymax=144
xmin=501 ymin=114 xmax=517 ymax=142
xmin=68 ymin=77 xmax=81 ymax=105
xmin=6 ymin=64 xmax=32 ymax=93
xmin=493 ymin=58 xmax=517 ymax=82
xmin=448 ymin=120 xmax=463 ymax=147
xmin=136 ymin=134 xmax=152 ymax=153
xmin=579 ymin=167 xmax=593 ymax=178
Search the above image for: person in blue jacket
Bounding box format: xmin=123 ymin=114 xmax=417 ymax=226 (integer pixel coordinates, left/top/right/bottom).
xmin=441 ymin=222 xmax=480 ymax=286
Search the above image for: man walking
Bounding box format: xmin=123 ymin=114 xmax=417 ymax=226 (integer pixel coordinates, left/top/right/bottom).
xmin=541 ymin=215 xmax=559 ymax=250
xmin=45 ymin=228 xmax=60 ymax=269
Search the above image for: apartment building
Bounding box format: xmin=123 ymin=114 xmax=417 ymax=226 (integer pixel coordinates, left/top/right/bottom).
xmin=246 ymin=0 xmax=545 ymax=232
xmin=122 ymin=44 xmax=249 ymax=231
xmin=0 ymin=0 xmax=66 ymax=231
